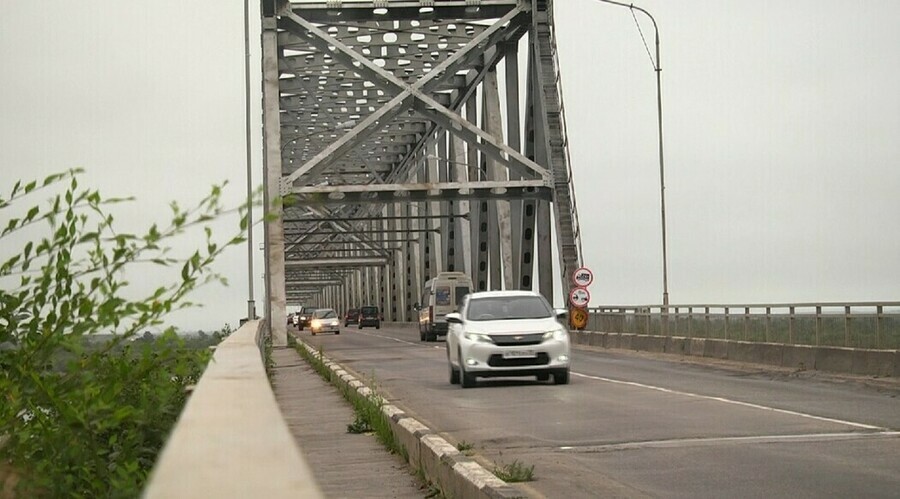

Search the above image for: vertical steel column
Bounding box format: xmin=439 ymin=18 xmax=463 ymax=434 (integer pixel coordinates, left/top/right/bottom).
xmin=421 ymin=153 xmax=436 ymax=284
xmin=504 ymin=41 xmax=524 ymax=288
xmin=527 ymin=34 xmax=555 ymax=303
xmin=450 ymin=134 xmax=470 ymax=275
xmin=261 ymin=13 xmax=287 ymax=346
xmin=467 ymin=95 xmax=489 ymax=291
xmin=483 ymin=69 xmax=514 ymax=290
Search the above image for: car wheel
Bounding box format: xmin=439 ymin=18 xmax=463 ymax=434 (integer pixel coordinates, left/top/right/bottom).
xmin=335 ymin=331 xmax=340 ymax=335
xmin=311 ymin=331 xmax=316 ymax=336
xmin=553 ymin=369 xmax=569 ymax=385
xmin=375 ymin=323 xmax=380 ymax=329
xmin=419 ymin=326 xmax=425 ymax=341
xmin=448 ymin=350 xmax=460 ymax=385
xmin=536 ymin=373 xmax=551 ymax=382
xmin=459 ymin=349 xmax=476 ymax=388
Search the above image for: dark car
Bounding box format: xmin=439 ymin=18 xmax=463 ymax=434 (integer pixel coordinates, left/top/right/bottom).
xmin=296 ymin=306 xmax=318 ymax=330
xmin=358 ymin=306 xmax=381 ymax=329
xmin=344 ymin=308 xmax=360 ymax=327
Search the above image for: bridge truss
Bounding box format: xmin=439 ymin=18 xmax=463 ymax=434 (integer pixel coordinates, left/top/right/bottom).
xmin=261 ymin=0 xmax=582 ymax=342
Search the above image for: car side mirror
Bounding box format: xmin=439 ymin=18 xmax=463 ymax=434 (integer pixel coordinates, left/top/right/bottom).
xmin=445 ymin=312 xmax=463 ymax=324
xmin=554 ymin=308 xmax=569 ymax=319
xmin=413 ymin=302 xmax=420 ymax=311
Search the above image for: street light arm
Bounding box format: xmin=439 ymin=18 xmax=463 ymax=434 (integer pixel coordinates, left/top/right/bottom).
xmin=593 ymin=0 xmax=660 ymax=71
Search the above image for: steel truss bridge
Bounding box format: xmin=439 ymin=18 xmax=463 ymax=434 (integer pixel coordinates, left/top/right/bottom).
xmin=260 ymin=0 xmax=583 ymax=342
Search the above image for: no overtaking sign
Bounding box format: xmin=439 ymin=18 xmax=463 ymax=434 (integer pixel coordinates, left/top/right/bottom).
xmin=573 ymin=267 xmax=593 ymax=287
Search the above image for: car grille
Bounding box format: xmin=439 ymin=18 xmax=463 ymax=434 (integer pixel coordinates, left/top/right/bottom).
xmin=489 ymin=333 xmax=544 ymax=346
xmin=487 ymin=353 xmax=550 ymax=367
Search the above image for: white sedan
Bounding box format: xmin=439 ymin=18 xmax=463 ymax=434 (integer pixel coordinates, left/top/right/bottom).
xmin=446 ymin=290 xmax=570 ymax=388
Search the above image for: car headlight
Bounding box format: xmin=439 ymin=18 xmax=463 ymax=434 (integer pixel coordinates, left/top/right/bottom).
xmin=311 ymin=319 xmax=321 ymax=328
xmin=300 ymin=316 xmax=307 ymax=320
xmin=542 ymin=329 xmax=568 ymax=341
xmin=463 ymin=332 xmax=494 ymax=344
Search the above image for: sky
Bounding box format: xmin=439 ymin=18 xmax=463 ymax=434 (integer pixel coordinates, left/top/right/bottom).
xmin=1 ymin=1 xmax=898 ymax=331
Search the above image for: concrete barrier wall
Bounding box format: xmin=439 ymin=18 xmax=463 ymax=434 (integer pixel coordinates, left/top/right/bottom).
xmin=143 ymin=320 xmax=323 ymax=499
xmin=571 ymin=330 xmax=899 ymax=378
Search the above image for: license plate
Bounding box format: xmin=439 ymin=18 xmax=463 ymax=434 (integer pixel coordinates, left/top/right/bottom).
xmin=502 ymin=350 xmax=536 ymax=359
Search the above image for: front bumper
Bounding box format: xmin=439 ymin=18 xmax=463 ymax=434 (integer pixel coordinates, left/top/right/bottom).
xmin=311 ymin=322 xmax=340 ymax=333
xmin=459 ymin=339 xmax=569 ymax=376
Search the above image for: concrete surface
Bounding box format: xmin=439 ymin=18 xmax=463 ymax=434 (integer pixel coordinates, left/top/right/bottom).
xmin=270 ymin=346 xmax=425 ymax=499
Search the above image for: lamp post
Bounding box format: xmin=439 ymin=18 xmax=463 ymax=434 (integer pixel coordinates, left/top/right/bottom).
xmin=592 ymin=0 xmax=669 ymax=307
xmin=243 ymin=0 xmax=255 ymax=321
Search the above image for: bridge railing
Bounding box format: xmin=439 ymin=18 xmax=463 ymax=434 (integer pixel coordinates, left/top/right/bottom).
xmin=588 ymin=302 xmax=900 ymax=349
xmin=143 ymin=319 xmax=322 ymax=498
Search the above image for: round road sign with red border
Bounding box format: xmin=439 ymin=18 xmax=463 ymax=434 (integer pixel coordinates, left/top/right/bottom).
xmin=572 ymin=267 xmax=593 ymax=288
xmin=569 ymin=287 xmax=590 ymax=308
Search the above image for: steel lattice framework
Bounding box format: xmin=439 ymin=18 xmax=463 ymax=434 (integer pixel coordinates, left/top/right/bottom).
xmin=261 ymin=0 xmax=582 ymax=343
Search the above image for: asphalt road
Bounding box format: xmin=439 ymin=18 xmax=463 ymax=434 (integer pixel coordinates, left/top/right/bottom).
xmin=297 ymin=323 xmax=900 ymax=498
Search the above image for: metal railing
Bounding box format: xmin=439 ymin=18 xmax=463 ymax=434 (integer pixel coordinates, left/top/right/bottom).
xmin=588 ymin=302 xmax=900 ymax=349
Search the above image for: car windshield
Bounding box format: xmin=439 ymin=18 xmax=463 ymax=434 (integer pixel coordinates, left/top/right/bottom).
xmin=465 ymin=296 xmax=553 ymax=321
xmin=314 ymin=309 xmax=337 ymax=319
xmin=346 ymin=309 xmax=358 ymax=315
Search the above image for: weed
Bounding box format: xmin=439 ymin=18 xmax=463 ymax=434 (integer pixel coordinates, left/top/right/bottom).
xmin=456 ymin=441 xmax=475 ymax=455
xmin=494 ymin=459 xmax=535 ymax=482
xmin=347 ymin=413 xmax=372 ymax=434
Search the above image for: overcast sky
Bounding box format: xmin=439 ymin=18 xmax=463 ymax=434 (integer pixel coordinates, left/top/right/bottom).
xmin=2 ymin=1 xmax=898 ymax=330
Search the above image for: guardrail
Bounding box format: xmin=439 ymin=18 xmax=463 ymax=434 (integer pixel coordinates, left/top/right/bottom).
xmin=143 ymin=320 xmax=323 ymax=498
xmin=588 ymin=302 xmax=900 ymax=349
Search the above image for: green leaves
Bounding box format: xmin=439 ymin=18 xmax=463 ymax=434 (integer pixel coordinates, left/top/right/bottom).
xmin=0 ymin=169 xmax=262 ymax=497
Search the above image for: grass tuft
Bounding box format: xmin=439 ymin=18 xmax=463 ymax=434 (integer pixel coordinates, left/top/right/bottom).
xmin=494 ymin=459 xmax=535 ymax=482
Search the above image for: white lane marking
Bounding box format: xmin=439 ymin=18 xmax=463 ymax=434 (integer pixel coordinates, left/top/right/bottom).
xmin=558 ymin=431 xmax=900 ymax=452
xmin=572 ymin=371 xmax=885 ymax=430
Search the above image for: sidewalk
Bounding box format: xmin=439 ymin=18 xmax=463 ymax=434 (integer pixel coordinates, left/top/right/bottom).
xmin=270 ymin=346 xmax=426 ymax=499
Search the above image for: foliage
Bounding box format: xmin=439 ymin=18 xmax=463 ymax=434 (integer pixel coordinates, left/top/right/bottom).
xmin=0 ymin=169 xmax=250 ymax=497
xmin=493 ymin=459 xmax=535 ymax=483
xmin=456 ymin=441 xmax=474 ymax=455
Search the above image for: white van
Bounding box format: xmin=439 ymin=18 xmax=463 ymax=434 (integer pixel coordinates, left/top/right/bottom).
xmin=415 ymin=272 xmax=474 ymax=342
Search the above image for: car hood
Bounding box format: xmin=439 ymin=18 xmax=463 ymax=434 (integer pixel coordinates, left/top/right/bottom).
xmin=466 ymin=317 xmax=563 ymax=334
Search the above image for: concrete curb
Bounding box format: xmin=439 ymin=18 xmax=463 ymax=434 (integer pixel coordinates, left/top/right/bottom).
xmin=570 ymin=331 xmax=899 ymax=378
xmin=296 ymin=341 xmax=528 ymax=499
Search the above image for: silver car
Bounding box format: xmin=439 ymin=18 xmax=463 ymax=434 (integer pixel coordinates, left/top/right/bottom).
xmin=310 ymin=308 xmax=341 ymax=336
xmin=445 ymin=291 xmax=570 ymax=388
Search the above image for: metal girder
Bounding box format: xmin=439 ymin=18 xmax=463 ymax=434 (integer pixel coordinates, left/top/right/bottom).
xmin=287 ymin=180 xmax=551 ymax=205
xmin=264 ymin=0 xmax=584 ymax=321
xmin=285 ymin=257 xmax=388 ymax=267
xmin=277 ymin=5 xmax=547 ymax=192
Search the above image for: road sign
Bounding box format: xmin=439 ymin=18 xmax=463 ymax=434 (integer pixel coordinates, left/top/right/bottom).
xmin=569 ymin=287 xmax=590 ymax=308
xmin=569 ymin=307 xmax=588 ymax=330
xmin=572 ymin=267 xmax=593 ymax=288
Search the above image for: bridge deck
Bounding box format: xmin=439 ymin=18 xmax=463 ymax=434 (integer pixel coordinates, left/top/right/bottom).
xmin=271 ymin=346 xmax=425 ymax=498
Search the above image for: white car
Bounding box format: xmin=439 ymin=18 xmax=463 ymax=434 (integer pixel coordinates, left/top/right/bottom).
xmin=446 ymin=290 xmax=570 ymax=388
xmin=310 ymin=308 xmax=341 ymax=336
